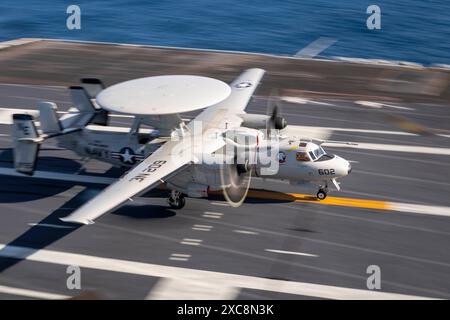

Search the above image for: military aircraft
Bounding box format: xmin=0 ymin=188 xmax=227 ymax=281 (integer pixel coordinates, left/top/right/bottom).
xmin=11 ymin=68 xmax=351 ymax=225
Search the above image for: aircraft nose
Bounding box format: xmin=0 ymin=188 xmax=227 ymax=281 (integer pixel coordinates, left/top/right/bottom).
xmin=334 ymin=156 xmax=352 ymax=177
xmin=339 ymin=157 xmax=351 ymax=176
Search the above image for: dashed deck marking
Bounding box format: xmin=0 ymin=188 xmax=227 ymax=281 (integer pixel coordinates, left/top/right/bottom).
xmin=233 ymin=230 xmax=259 ymax=235
xmin=169 ymin=254 xmax=191 ymax=261
xmin=266 ymin=249 xmax=318 ymax=258
xmin=180 ymin=238 xmax=203 ymax=246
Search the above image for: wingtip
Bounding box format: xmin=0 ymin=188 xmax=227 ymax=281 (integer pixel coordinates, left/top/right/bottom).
xmin=59 ymin=217 xmax=94 ymax=225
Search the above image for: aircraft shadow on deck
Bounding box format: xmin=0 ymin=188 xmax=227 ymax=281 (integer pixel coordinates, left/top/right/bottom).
xmin=0 ymin=189 xmax=90 ymax=273
xmin=0 ymin=163 xmax=121 ymax=274
xmin=112 ymin=204 xmax=176 ymax=219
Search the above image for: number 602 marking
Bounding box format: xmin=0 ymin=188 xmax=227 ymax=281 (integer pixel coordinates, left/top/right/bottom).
xmin=318 ymin=169 xmax=335 ymax=175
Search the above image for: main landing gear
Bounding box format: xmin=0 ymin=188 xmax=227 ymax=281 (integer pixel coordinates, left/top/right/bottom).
xmin=316 ymin=183 xmax=328 ymax=200
xmin=168 ymin=190 xmax=186 ymax=209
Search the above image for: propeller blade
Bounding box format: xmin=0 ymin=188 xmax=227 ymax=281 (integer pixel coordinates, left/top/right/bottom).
xmin=220 ymin=162 xmax=252 ymax=207
xmin=266 ymin=89 xmax=287 ymax=130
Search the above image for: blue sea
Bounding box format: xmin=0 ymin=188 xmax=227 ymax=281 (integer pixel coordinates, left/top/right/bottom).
xmin=0 ymin=0 xmax=449 ymax=65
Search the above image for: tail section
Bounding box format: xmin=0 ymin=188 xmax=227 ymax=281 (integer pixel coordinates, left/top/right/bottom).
xmin=81 ymin=78 xmax=109 ymax=126
xmin=12 ymin=114 xmax=42 ymax=175
xmin=38 ymin=102 xmax=62 ymax=135
xmin=60 ymin=85 xmax=108 ymax=128
xmin=10 ymin=78 xmax=108 ymax=175
xmin=81 ymin=78 xmax=105 ymax=99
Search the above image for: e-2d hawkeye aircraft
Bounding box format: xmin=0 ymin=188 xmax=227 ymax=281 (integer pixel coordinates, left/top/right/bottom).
xmin=11 ymin=68 xmax=351 ymax=225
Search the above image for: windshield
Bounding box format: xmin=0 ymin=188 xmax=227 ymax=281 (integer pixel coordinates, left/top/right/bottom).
xmin=311 ymin=146 xmax=326 ymax=161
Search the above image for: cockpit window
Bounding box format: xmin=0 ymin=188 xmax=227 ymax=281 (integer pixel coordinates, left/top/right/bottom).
xmin=310 ymin=147 xmax=326 ymax=161
xmin=296 ymin=151 xmax=310 ymax=161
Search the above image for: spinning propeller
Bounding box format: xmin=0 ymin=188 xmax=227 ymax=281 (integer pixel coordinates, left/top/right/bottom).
xmin=219 ymin=157 xmax=253 ymax=207
xmin=266 ymin=89 xmax=287 ymax=131
xmin=220 ymin=90 xmax=287 ymax=207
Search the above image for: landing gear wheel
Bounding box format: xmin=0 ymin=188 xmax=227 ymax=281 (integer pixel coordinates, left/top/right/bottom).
xmin=316 ymin=189 xmax=327 ymax=200
xmin=168 ymin=191 xmax=186 ymax=209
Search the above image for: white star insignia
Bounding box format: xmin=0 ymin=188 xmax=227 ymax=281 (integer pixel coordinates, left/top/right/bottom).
xmin=120 ymin=149 xmax=135 ymax=164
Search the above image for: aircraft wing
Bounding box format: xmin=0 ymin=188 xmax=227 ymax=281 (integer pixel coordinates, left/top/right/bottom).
xmin=60 ymin=139 xmax=195 ymax=225
xmin=219 ymin=68 xmax=265 ymax=112
xmin=191 ymin=68 xmax=265 ymax=129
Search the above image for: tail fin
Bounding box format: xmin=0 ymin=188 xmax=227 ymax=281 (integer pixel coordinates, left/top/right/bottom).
xmin=65 ymin=86 xmax=108 ymax=127
xmin=59 ymin=87 xmax=96 ymax=129
xmin=38 ymin=102 xmax=62 ymax=135
xmin=80 ymin=79 xmax=109 ymax=126
xmin=80 ymin=78 xmax=105 ymax=99
xmin=12 ymin=114 xmax=41 ymax=175
xmin=70 ymin=86 xmax=96 ymax=113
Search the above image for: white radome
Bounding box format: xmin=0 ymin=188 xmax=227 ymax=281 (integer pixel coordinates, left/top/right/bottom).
xmin=96 ymin=75 xmax=231 ymax=115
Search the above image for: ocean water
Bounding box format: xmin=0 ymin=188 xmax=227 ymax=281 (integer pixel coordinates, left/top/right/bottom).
xmin=0 ymin=0 xmax=449 ymax=65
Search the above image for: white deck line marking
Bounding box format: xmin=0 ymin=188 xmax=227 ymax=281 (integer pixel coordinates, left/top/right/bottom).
xmin=292 ymin=125 xmax=418 ymax=136
xmin=203 ymin=212 xmax=223 ymax=216
xmin=202 ymin=215 xmax=222 ymax=219
xmin=180 ymin=242 xmax=201 ymax=246
xmin=0 ymin=285 xmax=70 ymax=300
xmin=193 ymin=224 xmax=212 ymax=228
xmin=192 ymin=224 xmax=212 ymax=231
xmin=171 ymin=254 xmax=191 ymax=258
xmin=169 ymin=253 xmax=191 ymax=261
xmin=146 ymin=278 xmax=240 ymax=300
xmin=180 ymin=239 xmax=203 ymax=246
xmin=355 ymin=101 xmax=415 ymax=111
xmin=323 ymin=142 xmax=450 ymax=155
xmin=233 ymin=230 xmax=259 ymax=235
xmin=281 ymin=96 xmax=334 ymax=106
xmin=211 ymin=202 xmax=230 ymax=206
xmin=28 ymin=223 xmax=75 ymax=229
xmin=294 ymin=37 xmax=337 ymax=59
xmin=192 ymin=227 xmax=212 ymax=231
xmin=389 ymin=203 xmax=450 ymax=217
xmin=169 ymin=257 xmax=189 ymax=261
xmin=266 ymin=249 xmax=318 ymax=258
xmin=0 ymin=243 xmax=435 ymax=300
xmin=0 ymin=167 xmax=116 ymax=185
xmin=382 ymin=103 xmax=415 ymax=111
xmin=0 ymin=82 xmax=64 ymax=89
xmin=203 ymin=211 xmax=223 ymax=219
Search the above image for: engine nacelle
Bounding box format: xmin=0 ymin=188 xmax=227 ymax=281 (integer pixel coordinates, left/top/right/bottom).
xmin=239 ymin=114 xmax=287 ymax=130
xmin=224 ymin=127 xmax=264 ymax=147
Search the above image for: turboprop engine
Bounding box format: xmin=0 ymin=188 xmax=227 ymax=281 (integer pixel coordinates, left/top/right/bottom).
xmin=239 ymin=114 xmax=287 ymax=130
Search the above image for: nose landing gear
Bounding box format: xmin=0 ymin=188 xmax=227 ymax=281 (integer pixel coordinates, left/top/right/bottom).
xmin=316 ymin=182 xmax=329 ymax=200
xmin=316 ymin=189 xmax=328 ymax=200
xmin=168 ymin=190 xmax=186 ymax=209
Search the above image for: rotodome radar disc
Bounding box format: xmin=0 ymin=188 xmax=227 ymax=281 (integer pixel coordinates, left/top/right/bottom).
xmin=96 ymin=75 xmax=231 ymax=115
